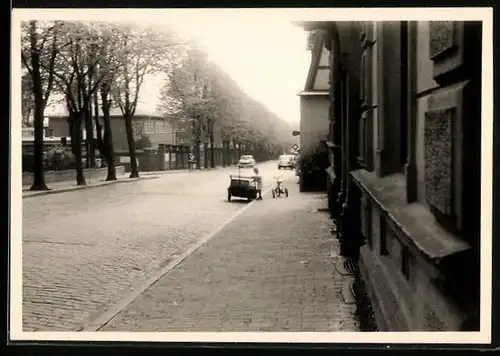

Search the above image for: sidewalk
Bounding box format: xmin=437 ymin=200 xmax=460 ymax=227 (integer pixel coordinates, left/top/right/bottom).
xmin=97 ymin=177 xmax=360 ymax=332
xmin=22 ymin=174 xmax=160 ymax=198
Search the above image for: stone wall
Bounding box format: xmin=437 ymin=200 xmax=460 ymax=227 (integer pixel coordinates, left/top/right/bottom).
xmin=352 ymin=20 xmax=481 ymax=331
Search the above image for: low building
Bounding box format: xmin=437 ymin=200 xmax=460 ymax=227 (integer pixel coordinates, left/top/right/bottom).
xmin=296 ymin=30 xmax=331 ymax=192
xmin=297 ymin=20 xmax=482 ymax=331
xmin=45 ymin=107 xmax=175 ymax=151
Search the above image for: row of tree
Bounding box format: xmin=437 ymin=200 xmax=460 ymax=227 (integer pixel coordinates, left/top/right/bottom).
xmin=22 ymin=20 xmax=294 ymax=191
xmin=158 ymin=46 xmax=294 ymax=169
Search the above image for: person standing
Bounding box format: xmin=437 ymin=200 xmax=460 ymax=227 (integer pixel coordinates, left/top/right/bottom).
xmin=253 ymin=167 xmax=263 ymax=200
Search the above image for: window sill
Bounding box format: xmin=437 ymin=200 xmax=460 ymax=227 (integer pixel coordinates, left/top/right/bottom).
xmin=351 ymin=169 xmax=471 ymax=265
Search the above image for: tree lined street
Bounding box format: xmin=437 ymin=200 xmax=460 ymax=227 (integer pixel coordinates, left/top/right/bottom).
xmin=22 ymin=20 xmax=294 ymax=190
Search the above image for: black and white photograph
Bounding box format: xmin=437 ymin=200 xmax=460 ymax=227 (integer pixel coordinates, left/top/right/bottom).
xmin=10 ymin=8 xmax=493 ymax=344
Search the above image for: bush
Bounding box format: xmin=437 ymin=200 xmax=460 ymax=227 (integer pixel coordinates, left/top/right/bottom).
xmin=45 ymin=146 xmax=75 ymax=171
xmin=135 ymin=135 xmax=152 ymax=150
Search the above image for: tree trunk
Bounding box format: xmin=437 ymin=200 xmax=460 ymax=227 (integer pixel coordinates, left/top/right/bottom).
xmin=195 ymin=139 xmax=201 ymax=170
xmin=209 ymin=131 xmax=215 ymax=168
xmin=93 ymin=91 xmax=105 ymax=160
xmin=208 ymin=119 xmax=215 ymax=168
xmin=193 ymin=119 xmax=201 ymax=170
xmin=30 ymin=70 xmax=49 ymax=191
xmin=27 ymin=22 xmax=50 ymax=191
xmin=226 ymin=140 xmax=231 ymax=166
xmin=67 ymin=117 xmax=75 ymax=153
xmin=203 ymin=141 xmax=209 ymax=169
xmin=72 ymin=112 xmax=86 ymax=185
xmin=101 ymin=92 xmax=116 ymax=181
xmin=222 ymin=140 xmax=227 ymax=167
xmin=124 ymin=113 xmax=139 ymax=178
xmin=84 ymin=105 xmax=95 ymax=168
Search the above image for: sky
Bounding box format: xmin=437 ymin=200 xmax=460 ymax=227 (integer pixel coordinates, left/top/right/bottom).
xmin=139 ymin=13 xmax=311 ymax=129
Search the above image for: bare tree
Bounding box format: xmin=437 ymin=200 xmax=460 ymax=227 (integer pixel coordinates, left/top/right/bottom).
xmin=50 ymin=21 xmax=120 ymax=185
xmin=159 ymin=47 xmax=216 ymax=169
xmin=21 ymin=20 xmax=60 ymax=191
xmin=111 ymin=24 xmax=184 ymax=178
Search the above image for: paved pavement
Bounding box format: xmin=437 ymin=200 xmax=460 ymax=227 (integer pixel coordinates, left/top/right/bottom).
xmin=21 ymin=168 xmax=200 ymax=198
xmin=21 ymin=162 xmax=278 ymax=331
xmin=100 ymin=170 xmax=359 ymax=332
xmin=22 ymin=174 xmax=136 ymax=198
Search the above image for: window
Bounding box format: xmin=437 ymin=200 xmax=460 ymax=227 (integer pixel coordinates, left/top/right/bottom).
xmin=144 ymin=120 xmax=153 ymax=134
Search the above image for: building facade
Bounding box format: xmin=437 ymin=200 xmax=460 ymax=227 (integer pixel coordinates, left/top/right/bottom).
xmin=299 ymin=21 xmax=482 ymax=331
xmin=46 ymin=111 xmax=175 ymax=151
xmin=297 ymin=31 xmax=331 ymax=191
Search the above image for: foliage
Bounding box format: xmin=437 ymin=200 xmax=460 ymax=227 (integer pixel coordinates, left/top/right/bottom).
xmin=110 ymin=23 xmax=184 ymax=117
xmin=21 ymin=20 xmax=61 ymax=112
xmin=134 ymin=135 xmax=152 ymax=150
xmin=158 ymin=46 xmax=214 ymax=141
xmin=48 ymin=22 xmax=122 ymax=114
xmin=44 ymin=146 xmax=76 ymax=171
xmin=157 ymin=44 xmax=294 ymax=153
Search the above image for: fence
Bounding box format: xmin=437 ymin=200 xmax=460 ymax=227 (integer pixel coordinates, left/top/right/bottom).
xmin=114 ymin=144 xmax=248 ymax=172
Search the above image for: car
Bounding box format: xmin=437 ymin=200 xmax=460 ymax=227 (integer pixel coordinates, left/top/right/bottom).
xmin=227 ymin=173 xmax=257 ymax=202
xmin=238 ymin=155 xmax=256 ymax=168
xmin=278 ymin=154 xmax=296 ymax=170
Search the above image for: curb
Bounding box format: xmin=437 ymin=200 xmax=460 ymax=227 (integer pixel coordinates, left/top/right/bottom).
xmin=22 ymin=175 xmax=160 ymax=199
xmin=132 ymin=166 xmax=238 ymax=176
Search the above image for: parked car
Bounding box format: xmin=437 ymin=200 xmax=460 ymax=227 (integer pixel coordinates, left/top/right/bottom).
xmin=238 ymin=155 xmax=256 ymax=168
xmin=278 ymin=154 xmax=296 ymax=170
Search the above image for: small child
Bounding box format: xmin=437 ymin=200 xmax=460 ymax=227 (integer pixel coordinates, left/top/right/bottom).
xmin=253 ymin=167 xmax=263 ymax=200
xmin=275 ymin=173 xmax=284 ymax=192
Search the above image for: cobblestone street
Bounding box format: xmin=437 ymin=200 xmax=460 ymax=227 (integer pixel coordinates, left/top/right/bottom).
xmin=22 ymin=164 xmax=274 ymax=331
xmin=22 ymin=162 xmax=359 ymax=332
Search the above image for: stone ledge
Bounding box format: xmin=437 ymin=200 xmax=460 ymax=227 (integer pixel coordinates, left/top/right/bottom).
xmin=350 ymin=169 xmax=470 ymax=264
